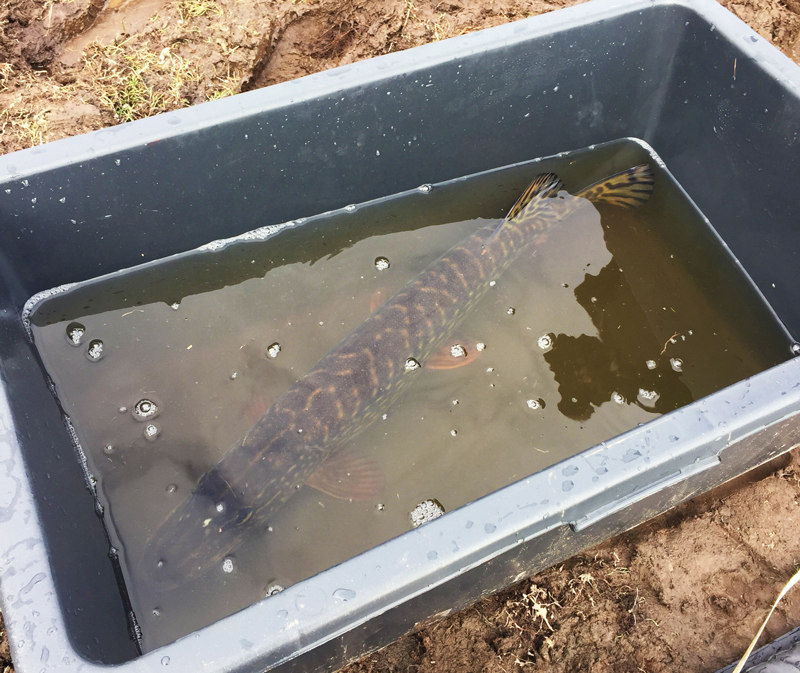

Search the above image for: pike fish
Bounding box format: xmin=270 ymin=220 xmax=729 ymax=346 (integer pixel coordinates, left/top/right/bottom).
xmin=143 ymin=164 xmax=654 ymax=587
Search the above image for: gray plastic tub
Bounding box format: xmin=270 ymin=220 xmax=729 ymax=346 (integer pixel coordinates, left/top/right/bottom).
xmin=1 ymin=0 xmax=800 ymax=670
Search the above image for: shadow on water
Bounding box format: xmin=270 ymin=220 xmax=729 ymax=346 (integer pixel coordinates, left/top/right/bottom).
xmin=544 ymin=259 xmax=693 ymax=422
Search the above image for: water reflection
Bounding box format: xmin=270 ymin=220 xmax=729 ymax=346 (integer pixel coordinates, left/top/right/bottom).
xmin=543 ymin=260 xmax=693 ymax=421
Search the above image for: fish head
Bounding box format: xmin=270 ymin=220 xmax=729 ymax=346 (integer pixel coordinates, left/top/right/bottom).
xmin=140 ymin=470 xmax=257 ymax=589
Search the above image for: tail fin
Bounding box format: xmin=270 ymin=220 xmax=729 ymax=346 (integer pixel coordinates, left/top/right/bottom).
xmin=576 ymin=164 xmax=654 ymax=208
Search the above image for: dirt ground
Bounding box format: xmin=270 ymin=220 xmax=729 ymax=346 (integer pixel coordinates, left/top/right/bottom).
xmin=2 ymin=0 xmax=800 ymax=671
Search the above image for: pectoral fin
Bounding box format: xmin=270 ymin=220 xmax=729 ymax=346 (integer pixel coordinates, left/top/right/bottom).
xmin=426 ymin=337 xmax=485 ymax=370
xmin=370 ymin=287 xmax=390 ymax=313
xmin=307 ymin=449 xmax=385 ymax=501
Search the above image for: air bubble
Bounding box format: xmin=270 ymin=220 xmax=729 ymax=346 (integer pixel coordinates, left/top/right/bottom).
xmin=374 ymin=257 xmax=390 ymax=271
xmin=166 ymin=484 xmax=178 ymax=493
xmin=410 ymin=499 xmax=445 ymax=527
xmin=670 ymin=358 xmax=683 ymax=372
xmin=161 ymin=656 xmax=170 ymax=666
xmin=450 ymin=429 xmax=458 ymax=436
xmin=152 ymin=608 xmax=161 ymax=617
xmin=507 ymin=307 xmax=516 ymax=315
xmin=476 ymin=342 xmax=486 ymax=351
xmin=65 ymin=322 xmax=86 ymax=345
xmin=230 ymin=372 xmax=238 ymax=380
xmin=449 ymin=344 xmax=466 ymax=358
xmin=103 ymin=445 xmax=114 ymax=455
xmin=404 ymin=357 xmax=420 ymax=371
xmin=526 ymin=398 xmax=545 ymax=410
xmin=267 ymin=342 xmax=281 ymax=358
xmin=537 ymin=334 xmax=553 ymax=350
xmin=170 ymin=303 xmax=180 ymax=310
xmin=133 ymin=399 xmax=158 ymax=419
xmin=637 ymin=388 xmax=660 ymax=406
xmin=418 ymin=184 xmax=432 ymax=193
xmin=344 ymin=204 xmax=357 ymax=212
xmin=222 ymin=557 xmax=235 ymax=573
xmin=611 ymin=391 xmax=626 ymax=404
xmin=215 ymin=502 xmax=226 ymax=513
xmin=645 ymin=359 xmax=657 ymax=370
xmin=376 ymin=503 xmax=385 ymax=511
xmin=86 ymin=339 xmax=104 ymax=361
xmin=144 ymin=423 xmax=159 ymax=440
xmin=266 ymin=584 xmax=284 ymax=596
xmin=452 ymin=399 xmax=458 ymax=405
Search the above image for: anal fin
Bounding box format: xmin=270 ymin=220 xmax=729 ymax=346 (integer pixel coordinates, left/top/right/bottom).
xmin=306 ymin=449 xmax=385 ymax=501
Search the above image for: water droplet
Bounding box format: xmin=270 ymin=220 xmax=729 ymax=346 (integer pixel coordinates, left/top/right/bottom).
xmin=152 ymin=607 xmax=161 ymax=617
xmin=489 ymin=280 xmax=496 ymax=287
xmin=3 ymin=189 xmax=9 ymax=194
xmin=161 ymin=656 xmax=170 ymax=666
xmin=670 ymin=358 xmax=683 ymax=372
xmin=526 ymin=398 xmax=545 ymax=410
xmin=611 ymin=391 xmax=626 ymax=404
xmin=562 ymin=465 xmax=578 ymax=476
xmin=166 ymin=483 xmax=178 ymax=493
xmin=410 ymin=499 xmax=445 ymax=527
xmin=215 ymin=502 xmax=226 ymax=513
xmin=118 ymin=406 xmax=127 ymax=414
xmin=170 ymin=302 xmax=180 ymax=310
xmin=21 ymin=179 xmax=29 ymax=187
xmin=156 ymin=559 xmax=166 ymax=568
xmin=374 ymin=256 xmax=390 ymax=271
xmin=484 ymin=523 xmax=496 ymax=533
xmin=792 ymin=343 xmax=800 ymax=355
xmin=376 ymin=503 xmax=385 ymax=511
xmin=143 ymin=423 xmax=159 ymax=440
xmin=506 ymin=307 xmax=516 ymax=315
xmin=476 ymin=342 xmax=486 ymax=351
xmin=537 ymin=334 xmax=553 ymax=350
xmin=222 ymin=557 xmax=235 ymax=573
xmin=645 ymin=359 xmax=657 ymax=370
xmin=344 ymin=204 xmax=357 ymax=212
xmin=86 ymin=339 xmax=104 ymax=361
xmin=562 ymin=480 xmax=574 ymax=491
xmin=452 ymin=399 xmax=459 ymax=405
xmin=65 ymin=322 xmax=85 ymax=345
xmin=133 ymin=399 xmax=158 ymax=419
xmin=59 ymin=197 xmax=66 ymax=203
xmin=230 ymin=371 xmax=238 ymax=380
xmin=266 ymin=584 xmax=284 ymax=596
xmin=450 ymin=429 xmax=458 ymax=436
xmin=449 ymin=344 xmax=466 ymax=358
xmin=333 ymin=588 xmax=356 ymax=602
xmin=418 ymin=184 xmax=432 ymax=193
xmin=267 ymin=342 xmax=281 ymax=358
xmin=404 ymin=357 xmax=420 ymax=371
xmin=115 ymin=159 xmax=121 ymax=166
xmin=427 ymin=550 xmax=438 ymax=560
xmin=102 ymin=445 xmax=114 ymax=455
xmin=31 ymin=197 xmax=36 ymax=204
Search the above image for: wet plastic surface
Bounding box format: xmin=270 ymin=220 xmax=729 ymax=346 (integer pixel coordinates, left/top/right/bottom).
xmin=1 ymin=0 xmax=799 ymax=671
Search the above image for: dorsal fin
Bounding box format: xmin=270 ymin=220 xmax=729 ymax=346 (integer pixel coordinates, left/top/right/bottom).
xmin=575 ymin=164 xmax=654 ymax=209
xmin=505 ymin=172 xmax=564 ymax=221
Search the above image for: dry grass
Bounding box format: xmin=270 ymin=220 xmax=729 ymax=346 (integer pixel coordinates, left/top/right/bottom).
xmin=177 ymin=0 xmax=223 ymax=21
xmin=82 ymin=38 xmax=199 ymax=121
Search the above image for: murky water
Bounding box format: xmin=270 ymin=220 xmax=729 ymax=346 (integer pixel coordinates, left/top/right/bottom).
xmin=27 ymin=140 xmax=792 ymax=651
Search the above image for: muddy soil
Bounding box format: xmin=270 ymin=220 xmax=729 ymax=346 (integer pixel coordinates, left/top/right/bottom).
xmin=2 ymin=0 xmax=800 ymax=671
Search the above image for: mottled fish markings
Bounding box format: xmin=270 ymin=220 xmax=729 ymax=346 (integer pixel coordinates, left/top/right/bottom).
xmin=143 ymin=164 xmax=655 ymax=587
